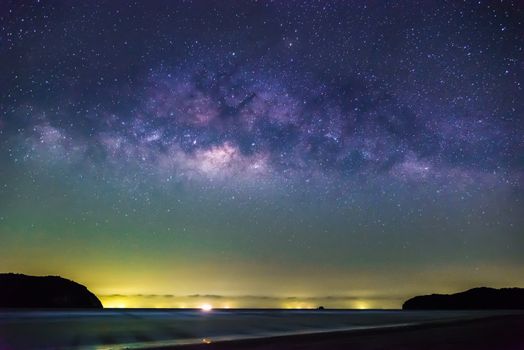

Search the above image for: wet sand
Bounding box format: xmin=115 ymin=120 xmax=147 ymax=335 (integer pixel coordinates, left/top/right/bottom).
xmin=162 ymin=314 xmax=524 ymax=350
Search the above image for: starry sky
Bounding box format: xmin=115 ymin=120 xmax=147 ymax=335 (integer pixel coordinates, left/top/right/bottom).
xmin=1 ymin=1 xmax=523 ymax=309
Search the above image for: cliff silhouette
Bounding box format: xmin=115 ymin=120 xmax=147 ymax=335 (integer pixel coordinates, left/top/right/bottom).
xmin=0 ymin=273 xmax=102 ymax=308
xmin=403 ymin=287 xmax=524 ymax=310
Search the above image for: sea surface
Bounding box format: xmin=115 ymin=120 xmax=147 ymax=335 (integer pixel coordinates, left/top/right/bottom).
xmin=0 ymin=309 xmax=518 ymax=349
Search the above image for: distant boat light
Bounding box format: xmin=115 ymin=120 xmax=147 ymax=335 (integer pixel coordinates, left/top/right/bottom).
xmin=200 ymin=303 xmax=213 ymax=312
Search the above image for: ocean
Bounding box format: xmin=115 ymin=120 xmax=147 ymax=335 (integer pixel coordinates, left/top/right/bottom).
xmin=0 ymin=309 xmax=518 ymax=349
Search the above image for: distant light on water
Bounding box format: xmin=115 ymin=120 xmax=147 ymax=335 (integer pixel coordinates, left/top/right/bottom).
xmin=200 ymin=303 xmax=213 ymax=312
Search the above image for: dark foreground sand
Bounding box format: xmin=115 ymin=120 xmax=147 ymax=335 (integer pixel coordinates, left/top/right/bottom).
xmin=155 ymin=314 xmax=524 ymax=350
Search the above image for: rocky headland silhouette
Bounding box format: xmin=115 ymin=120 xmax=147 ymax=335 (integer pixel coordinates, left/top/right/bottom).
xmin=0 ymin=273 xmax=102 ymax=308
xmin=403 ymin=287 xmax=524 ymax=310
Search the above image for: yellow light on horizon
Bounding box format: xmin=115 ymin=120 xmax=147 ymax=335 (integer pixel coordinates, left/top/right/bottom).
xmin=354 ymin=300 xmax=370 ymax=309
xmin=100 ymin=296 xmax=128 ymax=308
xmin=106 ymin=302 xmax=126 ymax=308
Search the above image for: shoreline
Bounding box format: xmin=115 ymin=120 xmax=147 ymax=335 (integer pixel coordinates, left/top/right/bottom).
xmin=147 ymin=314 xmax=524 ymax=350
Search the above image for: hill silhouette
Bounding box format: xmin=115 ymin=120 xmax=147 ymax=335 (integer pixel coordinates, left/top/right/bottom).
xmin=403 ymin=287 xmax=524 ymax=310
xmin=0 ymin=273 xmax=102 ymax=308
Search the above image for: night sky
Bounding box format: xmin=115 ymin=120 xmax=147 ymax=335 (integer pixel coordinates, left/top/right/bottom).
xmin=1 ymin=1 xmax=523 ymax=309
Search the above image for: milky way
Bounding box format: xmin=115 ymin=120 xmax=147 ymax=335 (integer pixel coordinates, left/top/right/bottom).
xmin=0 ymin=1 xmax=523 ymax=306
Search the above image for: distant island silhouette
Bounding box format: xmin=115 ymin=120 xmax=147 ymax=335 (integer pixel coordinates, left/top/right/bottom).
xmin=403 ymin=287 xmax=524 ymax=310
xmin=0 ymin=273 xmax=102 ymax=308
